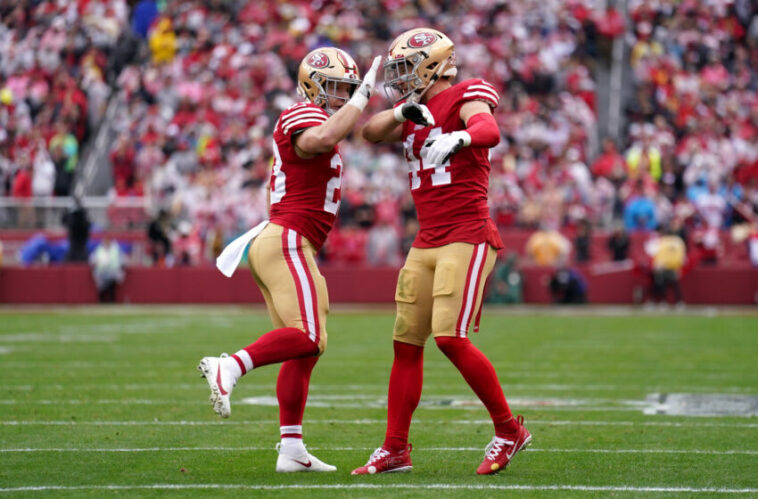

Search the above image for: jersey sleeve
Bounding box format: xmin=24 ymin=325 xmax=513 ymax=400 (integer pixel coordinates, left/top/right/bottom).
xmin=277 ymin=103 xmax=329 ymax=136
xmin=460 ymin=79 xmax=500 ymax=108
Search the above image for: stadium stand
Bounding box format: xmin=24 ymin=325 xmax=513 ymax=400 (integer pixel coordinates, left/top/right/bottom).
xmin=1 ymin=0 xmax=757 ymax=304
xmin=0 ymin=0 xmax=128 ymax=202
xmin=107 ymin=0 xmax=606 ymax=265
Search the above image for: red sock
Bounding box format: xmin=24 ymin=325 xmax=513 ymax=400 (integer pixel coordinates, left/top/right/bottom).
xmin=435 ymin=336 xmax=518 ymax=437
xmin=277 ymin=355 xmax=319 ymax=429
xmin=231 ymin=327 xmax=318 ymax=373
xmin=383 ymin=341 xmax=424 ymax=452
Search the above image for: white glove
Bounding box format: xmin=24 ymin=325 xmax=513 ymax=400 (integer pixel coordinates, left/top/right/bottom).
xmin=348 ymin=55 xmax=383 ymax=111
xmin=424 ymin=131 xmax=471 ymax=165
xmin=393 ymin=102 xmax=435 ymax=127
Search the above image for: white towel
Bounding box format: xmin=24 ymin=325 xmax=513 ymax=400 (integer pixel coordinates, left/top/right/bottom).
xmin=215 ymin=220 xmax=269 ymax=277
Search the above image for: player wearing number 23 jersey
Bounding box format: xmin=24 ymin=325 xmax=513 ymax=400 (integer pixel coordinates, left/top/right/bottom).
xmin=353 ymin=28 xmax=531 ymax=477
xmin=198 ymin=47 xmax=383 ymax=473
xmin=270 ymin=101 xmax=342 ymax=251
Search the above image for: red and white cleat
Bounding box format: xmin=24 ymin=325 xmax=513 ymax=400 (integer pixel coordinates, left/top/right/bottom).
xmin=197 ymin=354 xmax=235 ymax=418
xmin=476 ymin=415 xmax=532 ymax=475
xmin=351 ymin=444 xmax=413 ymax=475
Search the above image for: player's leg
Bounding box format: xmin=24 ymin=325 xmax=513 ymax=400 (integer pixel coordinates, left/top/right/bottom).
xmin=431 ymin=242 xmax=531 ymax=474
xmin=197 ymin=224 xmax=320 ymax=419
xmin=241 ymin=224 xmax=325 ymax=364
xmin=272 ymin=236 xmax=334 ymax=472
xmin=352 ymin=247 xmax=434 ymax=475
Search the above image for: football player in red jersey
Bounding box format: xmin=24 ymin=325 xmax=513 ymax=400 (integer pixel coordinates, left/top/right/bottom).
xmin=352 ymin=29 xmax=532 ymax=476
xmin=199 ymin=47 xmax=382 ymax=473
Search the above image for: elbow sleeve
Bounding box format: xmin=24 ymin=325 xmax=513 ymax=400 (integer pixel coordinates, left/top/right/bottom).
xmin=465 ymin=113 xmax=500 ymax=148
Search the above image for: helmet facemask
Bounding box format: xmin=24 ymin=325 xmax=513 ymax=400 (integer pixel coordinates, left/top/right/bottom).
xmin=383 ymin=51 xmax=453 ymax=103
xmin=307 ymin=72 xmax=361 ymax=114
xmin=383 ymin=52 xmax=428 ymax=103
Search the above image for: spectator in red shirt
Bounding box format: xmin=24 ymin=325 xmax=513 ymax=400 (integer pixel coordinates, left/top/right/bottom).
xmin=110 ymin=135 xmax=136 ymax=189
xmin=11 ymin=163 xmax=32 ymax=198
xmin=591 ymin=138 xmax=627 ymax=182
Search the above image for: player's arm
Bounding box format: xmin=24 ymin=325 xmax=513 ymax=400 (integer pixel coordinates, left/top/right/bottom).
xmin=295 ymin=102 xmax=364 ymax=156
xmin=361 ymin=109 xmax=402 ymax=143
xmin=425 ymin=100 xmax=500 ymax=164
xmin=362 ymin=102 xmax=435 ymax=144
xmin=295 ymin=55 xmax=383 ymax=157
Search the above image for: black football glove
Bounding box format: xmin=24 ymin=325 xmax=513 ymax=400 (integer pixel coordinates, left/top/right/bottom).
xmin=394 ymin=102 xmax=435 ymax=127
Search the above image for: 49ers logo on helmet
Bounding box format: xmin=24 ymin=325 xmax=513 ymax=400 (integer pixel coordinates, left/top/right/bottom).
xmin=408 ymin=32 xmax=437 ymax=48
xmin=307 ymin=52 xmax=329 ymax=68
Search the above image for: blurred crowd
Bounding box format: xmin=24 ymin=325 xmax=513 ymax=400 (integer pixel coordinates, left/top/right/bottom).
xmin=618 ymin=0 xmax=758 ymax=264
xmin=0 ymin=0 xmax=129 ymax=201
xmin=2 ymin=0 xmax=758 ymax=269
xmin=109 ymin=0 xmax=614 ymax=266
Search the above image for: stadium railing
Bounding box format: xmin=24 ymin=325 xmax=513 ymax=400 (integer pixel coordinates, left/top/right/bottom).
xmin=0 ymin=196 xmax=148 ymax=230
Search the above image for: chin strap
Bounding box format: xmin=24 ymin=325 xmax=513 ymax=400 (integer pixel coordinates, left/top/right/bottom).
xmin=406 ymin=53 xmax=454 ymax=104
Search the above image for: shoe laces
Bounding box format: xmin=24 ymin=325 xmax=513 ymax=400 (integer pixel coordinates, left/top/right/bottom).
xmin=366 ymin=447 xmax=390 ymax=465
xmin=484 ymin=436 xmax=513 ymax=461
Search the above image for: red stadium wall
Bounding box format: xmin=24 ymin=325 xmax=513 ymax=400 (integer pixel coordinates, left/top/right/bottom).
xmin=1 ymin=264 xmax=756 ymax=305
xmin=0 ymin=228 xmax=751 ymax=267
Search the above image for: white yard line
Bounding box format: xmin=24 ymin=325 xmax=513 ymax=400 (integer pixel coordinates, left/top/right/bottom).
xmin=6 ymin=382 xmax=756 ymax=395
xmin=0 ymin=484 xmax=756 ymax=494
xmin=0 ymin=358 xmax=751 ymax=372
xmin=2 ymin=447 xmax=757 ymax=455
xmin=0 ymin=334 xmax=116 ymax=343
xmin=0 ymin=396 xmax=644 ymax=411
xmin=3 ymin=419 xmax=758 ymax=428
xmin=0 ymin=361 xmax=189 ymax=367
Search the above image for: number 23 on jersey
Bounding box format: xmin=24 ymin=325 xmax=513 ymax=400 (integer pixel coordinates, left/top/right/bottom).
xmin=270 ymin=141 xmax=343 ymax=215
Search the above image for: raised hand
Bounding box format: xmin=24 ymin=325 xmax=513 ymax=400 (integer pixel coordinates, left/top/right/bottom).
xmin=349 ymin=55 xmax=383 ymax=111
xmin=357 ymin=55 xmax=383 ymax=99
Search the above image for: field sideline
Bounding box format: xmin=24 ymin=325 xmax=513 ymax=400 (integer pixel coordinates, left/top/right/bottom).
xmin=1 ymin=306 xmax=757 ymax=497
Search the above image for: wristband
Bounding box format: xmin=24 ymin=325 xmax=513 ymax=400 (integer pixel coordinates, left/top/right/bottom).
xmin=347 ymin=91 xmax=369 ymax=111
xmin=393 ymin=105 xmax=406 ymax=123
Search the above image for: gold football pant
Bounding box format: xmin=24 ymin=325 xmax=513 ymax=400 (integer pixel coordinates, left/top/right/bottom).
xmin=247 ymin=223 xmax=329 ymax=353
xmin=393 ymin=242 xmax=496 ymax=346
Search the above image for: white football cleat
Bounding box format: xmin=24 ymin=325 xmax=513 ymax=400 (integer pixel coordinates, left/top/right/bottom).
xmin=197 ymin=354 xmax=235 ymax=418
xmin=275 ymin=443 xmax=337 ymax=472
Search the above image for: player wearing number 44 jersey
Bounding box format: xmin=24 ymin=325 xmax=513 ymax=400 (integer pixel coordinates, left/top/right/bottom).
xmin=198 ymin=47 xmax=383 ymax=473
xmin=352 ymin=28 xmax=531 ymax=476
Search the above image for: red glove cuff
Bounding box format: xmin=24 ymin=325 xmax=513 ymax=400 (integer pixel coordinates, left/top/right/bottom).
xmin=465 ymin=113 xmax=500 ymax=148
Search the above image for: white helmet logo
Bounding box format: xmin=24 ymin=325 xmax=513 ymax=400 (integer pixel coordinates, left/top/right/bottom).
xmin=308 ymin=52 xmax=330 ymax=68
xmin=408 ymin=32 xmax=437 ymax=48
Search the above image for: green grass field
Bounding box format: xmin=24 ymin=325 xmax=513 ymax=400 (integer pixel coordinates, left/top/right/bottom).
xmin=1 ymin=306 xmax=757 ymax=497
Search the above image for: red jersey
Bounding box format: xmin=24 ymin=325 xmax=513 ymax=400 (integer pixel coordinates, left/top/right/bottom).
xmin=401 ymin=79 xmax=504 ymax=249
xmin=269 ymin=102 xmax=343 ymax=251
